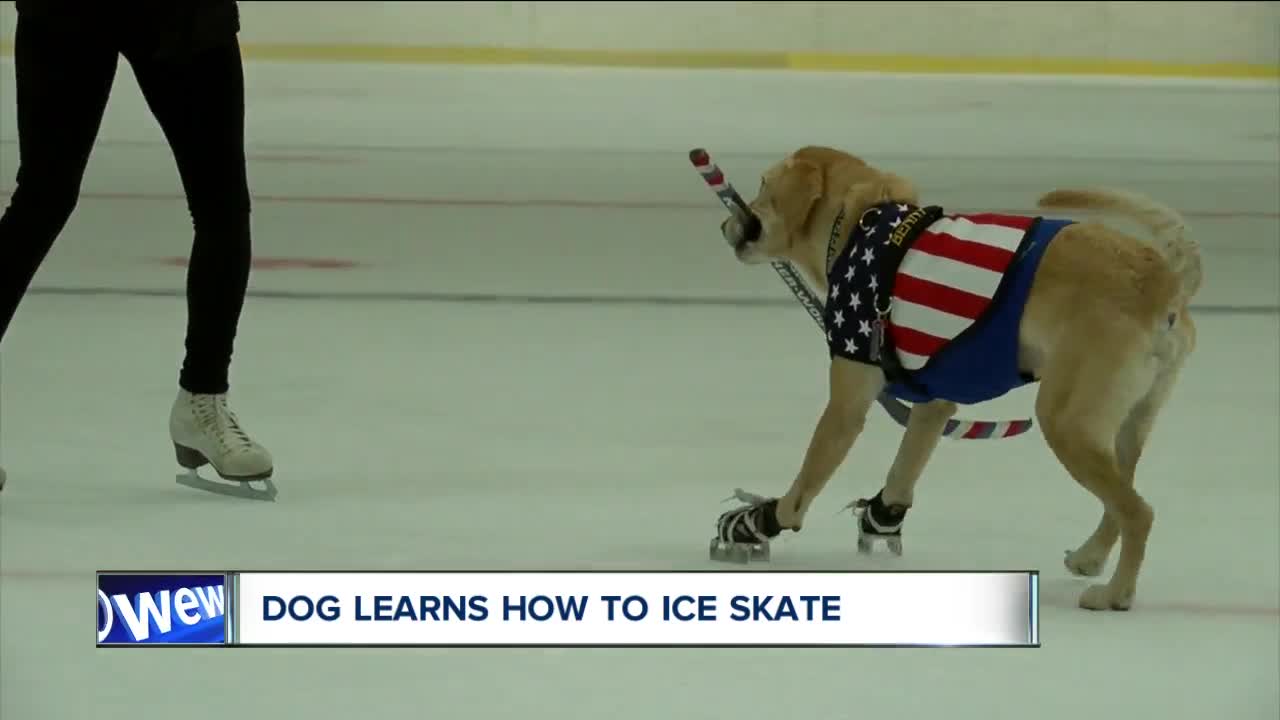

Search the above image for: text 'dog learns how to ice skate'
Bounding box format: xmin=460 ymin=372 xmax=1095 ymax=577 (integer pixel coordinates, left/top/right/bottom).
xmin=95 ymin=571 xmax=1040 ymax=648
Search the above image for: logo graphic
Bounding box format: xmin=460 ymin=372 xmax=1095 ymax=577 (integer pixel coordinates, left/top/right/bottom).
xmin=97 ymin=573 xmax=229 ymax=645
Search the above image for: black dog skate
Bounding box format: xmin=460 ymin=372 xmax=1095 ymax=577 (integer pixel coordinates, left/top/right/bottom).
xmin=709 ymin=489 xmax=784 ymax=563
xmin=848 ymin=490 xmax=909 ymax=556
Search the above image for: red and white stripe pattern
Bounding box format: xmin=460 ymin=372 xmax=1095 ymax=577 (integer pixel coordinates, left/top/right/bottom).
xmin=888 ymin=213 xmax=1034 ymax=371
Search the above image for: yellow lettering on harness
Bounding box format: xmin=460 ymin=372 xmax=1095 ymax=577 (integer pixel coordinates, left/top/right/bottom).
xmin=889 ymin=208 xmax=931 ymax=247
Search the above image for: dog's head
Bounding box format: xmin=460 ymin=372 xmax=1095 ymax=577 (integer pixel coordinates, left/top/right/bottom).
xmin=722 ymin=147 xmax=920 ymax=275
xmin=721 ymin=149 xmax=831 ymax=265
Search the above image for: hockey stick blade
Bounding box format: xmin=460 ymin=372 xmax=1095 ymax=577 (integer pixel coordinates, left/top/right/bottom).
xmin=688 ymin=147 xmax=1034 ymax=440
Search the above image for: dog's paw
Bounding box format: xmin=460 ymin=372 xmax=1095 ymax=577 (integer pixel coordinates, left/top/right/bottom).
xmin=1078 ymin=583 xmax=1134 ymax=611
xmin=1063 ymin=547 xmax=1107 ymax=577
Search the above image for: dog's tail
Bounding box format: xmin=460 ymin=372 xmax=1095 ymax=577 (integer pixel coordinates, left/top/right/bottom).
xmin=1037 ymin=188 xmax=1202 ymax=302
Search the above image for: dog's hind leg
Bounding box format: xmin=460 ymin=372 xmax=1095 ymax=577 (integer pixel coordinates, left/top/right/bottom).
xmin=1064 ymin=358 xmax=1184 ymax=577
xmin=1064 ymin=313 xmax=1193 ymax=578
xmin=1038 ymin=321 xmax=1160 ymax=610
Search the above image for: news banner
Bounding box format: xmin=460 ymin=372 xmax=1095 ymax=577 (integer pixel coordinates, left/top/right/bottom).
xmin=96 ymin=571 xmax=1039 ymax=647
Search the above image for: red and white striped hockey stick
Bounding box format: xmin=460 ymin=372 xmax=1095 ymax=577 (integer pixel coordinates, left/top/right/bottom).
xmin=689 ymin=148 xmax=1033 ymax=440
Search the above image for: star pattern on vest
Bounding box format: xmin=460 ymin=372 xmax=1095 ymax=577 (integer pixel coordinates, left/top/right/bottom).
xmin=824 ymin=202 xmax=917 ymax=366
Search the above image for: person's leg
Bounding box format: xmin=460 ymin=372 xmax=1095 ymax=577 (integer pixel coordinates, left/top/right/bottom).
xmin=124 ymin=39 xmax=251 ymax=394
xmin=0 ymin=16 xmax=118 ymax=491
xmin=124 ymin=37 xmax=271 ymax=482
xmin=0 ymin=15 xmax=119 ymax=344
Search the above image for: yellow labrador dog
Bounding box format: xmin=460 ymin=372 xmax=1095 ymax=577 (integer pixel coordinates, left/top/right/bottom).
xmin=713 ymin=146 xmax=1200 ymax=611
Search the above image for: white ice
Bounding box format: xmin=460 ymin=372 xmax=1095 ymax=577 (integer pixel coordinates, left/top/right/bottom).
xmin=1 ymin=60 xmax=1278 ymax=719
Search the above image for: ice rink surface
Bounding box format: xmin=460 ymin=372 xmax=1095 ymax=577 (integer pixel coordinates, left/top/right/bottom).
xmin=1 ymin=59 xmax=1277 ymax=719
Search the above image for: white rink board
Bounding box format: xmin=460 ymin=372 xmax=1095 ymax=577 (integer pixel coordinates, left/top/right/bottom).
xmin=234 ymin=572 xmax=1038 ymax=647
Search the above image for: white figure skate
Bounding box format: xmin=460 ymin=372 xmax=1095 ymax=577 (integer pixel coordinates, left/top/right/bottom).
xmin=170 ymin=389 xmax=276 ymax=500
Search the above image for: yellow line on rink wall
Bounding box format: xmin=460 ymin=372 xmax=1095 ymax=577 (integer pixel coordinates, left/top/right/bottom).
xmin=786 ymin=52 xmax=1280 ymax=79
xmin=1 ymin=40 xmax=1275 ymax=79
xmin=237 ymin=44 xmax=789 ymax=70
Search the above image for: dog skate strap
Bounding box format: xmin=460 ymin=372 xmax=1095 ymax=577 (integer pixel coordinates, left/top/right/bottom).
xmin=718 ymin=495 xmax=783 ymax=543
xmin=852 ymin=490 xmax=909 ymax=536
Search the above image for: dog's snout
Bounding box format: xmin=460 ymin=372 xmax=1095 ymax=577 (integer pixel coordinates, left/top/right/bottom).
xmin=722 ymin=211 xmax=763 ymax=256
xmin=722 ymin=214 xmax=742 ymax=246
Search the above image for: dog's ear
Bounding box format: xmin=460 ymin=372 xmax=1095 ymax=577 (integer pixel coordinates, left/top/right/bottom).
xmin=844 ymin=172 xmax=920 ymax=214
xmin=776 ymin=156 xmax=825 ymax=232
xmin=877 ymin=172 xmax=919 ymax=204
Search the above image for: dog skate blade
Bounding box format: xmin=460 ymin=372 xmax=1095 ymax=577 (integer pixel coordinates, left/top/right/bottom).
xmin=856 ymin=534 xmax=874 ymax=554
xmin=176 ymin=472 xmax=277 ymax=502
xmin=709 ymin=539 xmax=770 ymax=564
xmin=709 ymin=539 xmax=750 ymax=564
xmin=856 ymin=534 xmax=902 ymax=556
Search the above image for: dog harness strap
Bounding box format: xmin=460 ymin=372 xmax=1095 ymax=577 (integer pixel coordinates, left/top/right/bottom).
xmin=825 ymin=207 xmax=848 ymax=275
xmin=823 ymin=202 xmax=940 ymax=394
xmin=870 ymin=204 xmax=944 ymax=391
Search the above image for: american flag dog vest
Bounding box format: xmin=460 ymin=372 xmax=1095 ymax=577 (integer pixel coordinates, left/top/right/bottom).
xmin=823 ymin=201 xmax=1073 ymax=406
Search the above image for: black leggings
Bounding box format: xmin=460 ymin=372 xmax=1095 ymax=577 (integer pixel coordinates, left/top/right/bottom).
xmin=0 ymin=14 xmax=251 ymax=394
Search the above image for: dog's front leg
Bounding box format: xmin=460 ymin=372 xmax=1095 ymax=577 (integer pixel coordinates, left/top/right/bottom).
xmin=882 ymin=400 xmax=957 ymax=507
xmin=711 ymin=360 xmax=881 ymax=562
xmin=775 ymin=360 xmax=885 ymax=530
xmin=852 ymin=400 xmax=956 ymax=555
